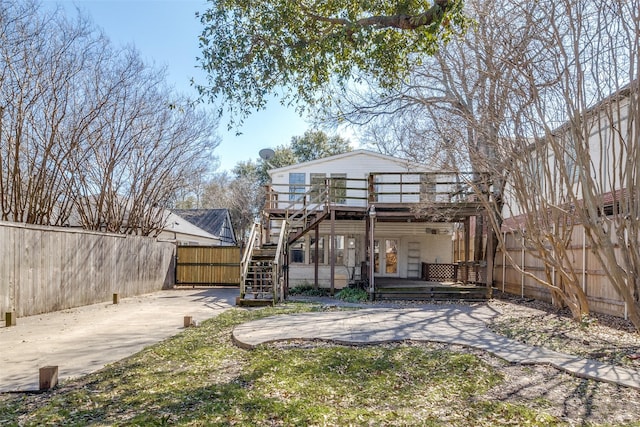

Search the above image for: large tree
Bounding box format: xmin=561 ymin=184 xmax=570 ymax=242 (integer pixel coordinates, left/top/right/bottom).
xmin=0 ymin=1 xmax=219 ymax=235
xmin=196 ymin=0 xmax=469 ymax=125
xmin=291 ymin=130 xmax=352 ymax=162
xmin=507 ymin=0 xmax=640 ymax=328
xmin=325 ymin=0 xmax=640 ymax=326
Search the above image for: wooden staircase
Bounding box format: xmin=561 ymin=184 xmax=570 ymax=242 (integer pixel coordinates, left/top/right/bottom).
xmin=237 ymin=221 xmax=289 ymax=307
xmin=241 ymin=245 xmax=277 ymax=305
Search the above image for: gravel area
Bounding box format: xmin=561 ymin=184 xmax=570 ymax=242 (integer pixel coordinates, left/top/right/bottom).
xmin=478 ymin=295 xmax=640 ymax=425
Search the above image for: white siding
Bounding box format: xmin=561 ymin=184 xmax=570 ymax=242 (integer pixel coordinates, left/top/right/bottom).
xmin=502 ymin=94 xmax=635 ymax=225
xmin=286 ymin=220 xmax=454 ymax=286
xmin=269 ymin=150 xmax=433 ymax=209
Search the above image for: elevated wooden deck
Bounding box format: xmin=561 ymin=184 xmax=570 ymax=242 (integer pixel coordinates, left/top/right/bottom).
xmin=264 ymin=171 xmax=491 ymax=223
xmin=265 ymin=202 xmax=485 ymax=223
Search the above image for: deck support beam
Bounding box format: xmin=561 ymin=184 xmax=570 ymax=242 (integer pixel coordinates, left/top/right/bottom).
xmin=330 ymin=208 xmax=336 ymax=296
xmin=486 ymin=220 xmax=495 ymax=296
xmin=464 ymin=218 xmax=471 ymax=283
xmin=314 ymin=225 xmax=319 ymax=289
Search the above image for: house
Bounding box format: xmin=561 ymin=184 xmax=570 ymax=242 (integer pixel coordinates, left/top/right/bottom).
xmin=495 ymin=82 xmax=639 ymax=319
xmin=255 ymin=149 xmax=488 ymax=294
xmin=160 ymin=209 xmax=237 ymax=246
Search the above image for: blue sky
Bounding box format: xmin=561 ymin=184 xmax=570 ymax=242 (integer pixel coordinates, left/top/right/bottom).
xmin=44 ymin=0 xmax=317 ymax=172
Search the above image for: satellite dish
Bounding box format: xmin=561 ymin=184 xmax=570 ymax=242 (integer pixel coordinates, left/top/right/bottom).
xmin=259 ymin=148 xmax=275 ymax=160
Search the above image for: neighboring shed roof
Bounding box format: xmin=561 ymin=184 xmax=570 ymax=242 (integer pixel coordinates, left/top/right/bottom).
xmin=171 ymin=209 xmax=236 ymax=245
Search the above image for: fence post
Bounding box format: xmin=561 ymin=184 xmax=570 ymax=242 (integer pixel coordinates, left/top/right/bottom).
xmin=5 ymin=311 xmax=16 ymax=327
xmin=39 ymin=366 xmax=58 ymax=391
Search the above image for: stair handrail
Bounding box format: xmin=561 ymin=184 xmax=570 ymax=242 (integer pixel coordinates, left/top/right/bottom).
xmin=240 ymin=221 xmax=260 ymax=298
xmin=272 ymin=219 xmax=289 ymax=303
xmin=285 ymin=179 xmax=330 ymax=229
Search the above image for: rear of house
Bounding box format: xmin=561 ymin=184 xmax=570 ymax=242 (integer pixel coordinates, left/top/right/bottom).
xmin=265 ymin=150 xmax=466 ymax=289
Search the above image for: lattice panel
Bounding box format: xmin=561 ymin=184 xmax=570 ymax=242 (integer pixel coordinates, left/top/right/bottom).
xmin=422 ymin=263 xmax=458 ymax=281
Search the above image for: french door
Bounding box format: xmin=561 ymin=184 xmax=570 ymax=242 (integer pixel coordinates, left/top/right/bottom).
xmin=374 ymin=239 xmax=399 ymax=276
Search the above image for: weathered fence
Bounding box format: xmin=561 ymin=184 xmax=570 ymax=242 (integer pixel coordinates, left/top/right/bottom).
xmin=494 ymin=225 xmax=627 ymax=318
xmin=0 ymin=221 xmax=175 ymax=318
xmin=175 ymin=245 xmax=240 ymax=286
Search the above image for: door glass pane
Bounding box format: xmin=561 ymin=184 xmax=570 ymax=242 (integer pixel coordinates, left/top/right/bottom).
xmin=290 ymin=238 xmax=305 ymax=263
xmin=334 ymin=235 xmax=345 ymax=265
xmin=385 ymin=239 xmax=398 ymax=274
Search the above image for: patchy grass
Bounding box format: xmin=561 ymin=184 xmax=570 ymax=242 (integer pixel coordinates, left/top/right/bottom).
xmin=0 ymin=302 xmax=632 ymax=426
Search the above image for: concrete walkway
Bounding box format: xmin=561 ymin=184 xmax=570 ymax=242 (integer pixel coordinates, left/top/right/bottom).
xmin=0 ymin=287 xmax=238 ymax=392
xmin=233 ymin=304 xmax=640 ymax=390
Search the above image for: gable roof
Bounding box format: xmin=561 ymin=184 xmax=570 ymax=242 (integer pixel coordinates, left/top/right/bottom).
xmin=268 ymin=149 xmax=432 ymax=175
xmin=171 ymin=209 xmax=236 ymax=245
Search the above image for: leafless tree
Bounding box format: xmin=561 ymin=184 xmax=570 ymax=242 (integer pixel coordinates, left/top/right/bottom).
xmin=328 ymin=0 xmax=543 ymax=261
xmin=505 ymin=0 xmax=640 ymax=326
xmin=200 ymin=169 xmax=265 ymax=245
xmin=0 ymin=1 xmax=219 ymax=236
xmin=0 ymin=1 xmax=100 ymax=225
xmin=322 ymin=0 xmax=629 ymax=320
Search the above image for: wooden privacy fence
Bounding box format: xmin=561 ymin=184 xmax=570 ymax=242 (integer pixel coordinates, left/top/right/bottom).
xmin=175 ymin=246 xmax=240 ymax=286
xmin=494 ymin=225 xmax=626 ymax=318
xmin=0 ymin=221 xmax=175 ymax=318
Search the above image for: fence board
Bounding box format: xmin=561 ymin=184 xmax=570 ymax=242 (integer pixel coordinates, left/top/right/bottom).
xmin=0 ymin=222 xmax=175 ymax=318
xmin=494 ymin=225 xmax=628 ymax=318
xmin=176 ymin=246 xmax=240 ymax=286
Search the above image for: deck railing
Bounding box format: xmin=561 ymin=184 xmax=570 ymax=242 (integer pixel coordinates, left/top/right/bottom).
xmin=265 ymin=172 xmax=490 ymax=211
xmin=240 ymin=221 xmax=260 ymax=298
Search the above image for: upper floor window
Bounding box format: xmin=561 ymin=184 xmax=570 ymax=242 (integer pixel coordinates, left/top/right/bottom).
xmin=310 ymin=173 xmax=326 ymax=201
xmin=598 ymin=201 xmax=621 ymax=217
xmin=289 ymin=173 xmax=305 ymax=202
xmin=330 ymin=174 xmax=347 ymax=204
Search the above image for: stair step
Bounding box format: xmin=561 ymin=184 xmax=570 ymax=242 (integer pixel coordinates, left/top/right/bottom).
xmin=243 ymin=293 xmax=274 ymax=301
xmin=376 ymin=287 xmax=485 ymax=293
xmin=246 ymin=274 xmax=272 ymax=279
xmin=236 ymin=298 xmax=274 ymax=307
xmin=375 ymin=285 xmax=488 ymax=301
xmin=254 ymin=248 xmax=277 ymax=254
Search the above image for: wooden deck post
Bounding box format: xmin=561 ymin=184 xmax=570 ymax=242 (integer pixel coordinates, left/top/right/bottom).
xmin=486 ymin=220 xmax=495 ymax=297
xmin=330 ymin=208 xmax=336 ymax=296
xmin=368 ymin=205 xmax=376 ymax=296
xmin=314 ymin=225 xmax=320 ymax=289
xmin=463 ymin=218 xmax=471 ymax=283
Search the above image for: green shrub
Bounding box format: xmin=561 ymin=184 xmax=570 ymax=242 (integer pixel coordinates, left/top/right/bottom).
xmin=289 ymin=284 xmax=329 ymax=296
xmin=336 ymin=287 xmax=369 ymax=303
